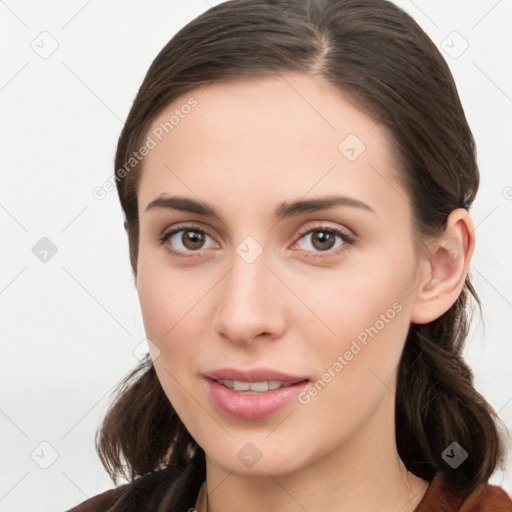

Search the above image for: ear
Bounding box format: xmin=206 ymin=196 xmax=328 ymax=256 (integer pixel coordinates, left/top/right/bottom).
xmin=410 ymin=208 xmax=475 ymax=325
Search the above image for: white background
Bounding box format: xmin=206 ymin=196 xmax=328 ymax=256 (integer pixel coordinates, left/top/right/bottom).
xmin=1 ymin=1 xmax=511 ymax=510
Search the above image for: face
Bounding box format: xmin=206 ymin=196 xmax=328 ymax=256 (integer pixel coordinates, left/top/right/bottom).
xmin=136 ymin=72 xmax=424 ymax=477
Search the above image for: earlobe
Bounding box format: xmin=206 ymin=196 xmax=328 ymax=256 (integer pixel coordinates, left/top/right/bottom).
xmin=410 ymin=209 xmax=475 ymax=325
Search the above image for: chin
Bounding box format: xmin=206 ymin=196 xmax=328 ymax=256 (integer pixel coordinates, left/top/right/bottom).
xmin=203 ymin=437 xmax=316 ymax=478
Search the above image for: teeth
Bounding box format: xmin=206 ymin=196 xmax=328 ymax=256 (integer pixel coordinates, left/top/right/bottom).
xmin=249 ymin=381 xmax=269 ymax=392
xmin=216 ymin=379 xmax=294 ymax=392
xmin=234 ymin=381 xmax=251 ymax=391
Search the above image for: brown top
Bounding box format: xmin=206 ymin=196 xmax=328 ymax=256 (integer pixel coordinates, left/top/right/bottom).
xmin=412 ymin=474 xmax=512 ymax=512
xmin=192 ymin=475 xmax=512 ymax=512
xmin=66 ymin=472 xmax=512 ymax=512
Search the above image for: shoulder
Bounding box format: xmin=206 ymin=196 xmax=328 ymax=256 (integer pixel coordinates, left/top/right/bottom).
xmin=416 ymin=473 xmax=512 ymax=512
xmin=460 ymin=482 xmax=512 ymax=512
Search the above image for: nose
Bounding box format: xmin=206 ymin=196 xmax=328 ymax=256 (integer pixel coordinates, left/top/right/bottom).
xmin=212 ymin=248 xmax=286 ymax=345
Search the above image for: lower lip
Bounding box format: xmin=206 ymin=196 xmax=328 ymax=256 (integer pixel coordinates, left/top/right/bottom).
xmin=205 ymin=378 xmax=309 ymax=420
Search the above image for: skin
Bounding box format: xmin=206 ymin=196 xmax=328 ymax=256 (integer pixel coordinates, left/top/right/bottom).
xmin=134 ymin=72 xmax=474 ymax=512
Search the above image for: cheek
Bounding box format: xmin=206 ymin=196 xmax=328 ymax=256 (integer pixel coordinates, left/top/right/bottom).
xmin=137 ymin=268 xmax=203 ymax=413
xmin=294 ymin=290 xmax=410 ymax=445
xmin=136 ymin=261 xmax=215 ymax=391
xmin=300 ymin=252 xmax=415 ymax=396
xmin=136 ymin=281 xmax=191 ymax=399
xmin=136 ymin=259 xmax=206 ymax=349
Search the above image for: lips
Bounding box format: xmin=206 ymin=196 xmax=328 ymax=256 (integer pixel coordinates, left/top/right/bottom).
xmin=202 ymin=367 xmax=310 ymax=419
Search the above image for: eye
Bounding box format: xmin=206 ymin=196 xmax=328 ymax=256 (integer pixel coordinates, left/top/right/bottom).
xmin=293 ymin=226 xmax=354 ymax=255
xmin=157 ymin=226 xmax=217 ymax=256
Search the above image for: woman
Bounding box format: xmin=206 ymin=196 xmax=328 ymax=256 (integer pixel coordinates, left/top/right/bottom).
xmin=67 ymin=0 xmax=512 ymax=510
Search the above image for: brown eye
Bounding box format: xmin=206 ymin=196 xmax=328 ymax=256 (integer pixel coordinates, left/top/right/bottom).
xmin=310 ymin=231 xmax=336 ymax=251
xmin=295 ymin=227 xmax=352 ymax=254
xmin=160 ymin=227 xmax=216 ymax=254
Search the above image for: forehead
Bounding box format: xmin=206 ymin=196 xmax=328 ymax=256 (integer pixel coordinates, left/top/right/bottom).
xmin=138 ymin=72 xmax=407 ymax=219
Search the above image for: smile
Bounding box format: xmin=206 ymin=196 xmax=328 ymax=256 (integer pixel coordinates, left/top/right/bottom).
xmin=216 ymin=379 xmax=299 ymax=392
xmin=205 ymin=378 xmax=310 ymax=419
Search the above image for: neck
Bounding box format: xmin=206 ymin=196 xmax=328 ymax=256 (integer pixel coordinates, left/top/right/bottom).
xmin=204 ymin=392 xmax=429 ymax=512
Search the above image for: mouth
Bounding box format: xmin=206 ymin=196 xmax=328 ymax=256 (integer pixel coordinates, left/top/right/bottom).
xmin=203 ymin=371 xmax=311 ymax=419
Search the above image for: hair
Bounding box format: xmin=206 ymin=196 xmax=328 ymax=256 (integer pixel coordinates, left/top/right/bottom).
xmin=96 ymin=0 xmax=508 ymax=507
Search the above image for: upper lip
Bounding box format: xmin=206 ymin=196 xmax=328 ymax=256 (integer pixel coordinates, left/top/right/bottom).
xmin=203 ymin=367 xmax=309 ymax=383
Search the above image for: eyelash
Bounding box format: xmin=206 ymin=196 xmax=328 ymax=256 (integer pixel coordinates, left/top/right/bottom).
xmin=156 ymin=223 xmax=355 ymax=259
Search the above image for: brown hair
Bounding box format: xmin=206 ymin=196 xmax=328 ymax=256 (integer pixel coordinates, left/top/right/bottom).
xmin=96 ymin=0 xmax=507 ymax=505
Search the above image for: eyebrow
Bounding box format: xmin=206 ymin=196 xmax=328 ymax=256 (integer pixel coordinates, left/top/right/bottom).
xmin=145 ymin=194 xmax=376 ymax=220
